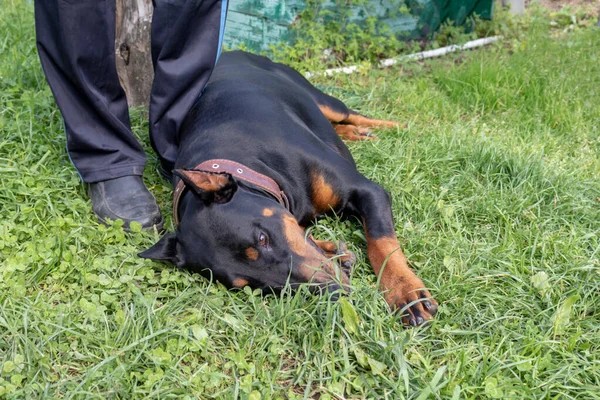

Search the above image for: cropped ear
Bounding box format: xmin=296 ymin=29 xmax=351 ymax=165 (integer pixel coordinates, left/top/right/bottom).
xmin=174 ymin=169 xmax=237 ymax=205
xmin=138 ymin=233 xmax=179 ymax=265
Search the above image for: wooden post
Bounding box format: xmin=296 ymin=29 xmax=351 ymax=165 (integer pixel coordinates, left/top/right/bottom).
xmin=115 ymin=0 xmax=154 ymax=109
xmin=503 ymin=0 xmax=525 ymax=15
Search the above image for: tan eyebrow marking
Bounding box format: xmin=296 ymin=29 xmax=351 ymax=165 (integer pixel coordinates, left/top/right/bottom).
xmin=245 ymin=247 xmax=259 ymax=261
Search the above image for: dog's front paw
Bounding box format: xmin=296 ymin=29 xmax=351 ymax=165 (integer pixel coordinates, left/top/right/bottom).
xmin=313 ymin=239 xmax=356 ymax=273
xmin=385 ymin=277 xmax=438 ymax=326
xmin=334 ymin=240 xmax=355 ymax=274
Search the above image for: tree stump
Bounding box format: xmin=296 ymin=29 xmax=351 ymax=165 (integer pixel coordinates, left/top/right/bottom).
xmin=115 ymin=0 xmax=154 ymax=109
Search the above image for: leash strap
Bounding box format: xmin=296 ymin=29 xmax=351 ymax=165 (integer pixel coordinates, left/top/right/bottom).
xmin=172 ymin=159 xmax=289 ymax=226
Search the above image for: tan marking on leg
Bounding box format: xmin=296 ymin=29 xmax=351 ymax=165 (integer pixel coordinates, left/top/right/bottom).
xmin=334 ymin=124 xmax=377 ymax=141
xmin=262 ymin=208 xmax=274 ymax=217
xmin=318 ymin=104 xmax=401 ymax=130
xmin=311 ymin=172 xmax=340 ymax=213
xmin=366 ymin=235 xmax=411 ymax=281
xmin=245 ymin=247 xmax=259 ymax=261
xmin=312 ymin=239 xmax=338 ymax=255
xmin=366 ymin=234 xmax=426 ymax=304
xmin=363 ymin=224 xmax=437 ymax=324
xmin=318 ymin=104 xmax=348 ymax=123
xmin=345 ymin=113 xmax=400 ymax=129
xmin=232 ymin=278 xmax=249 ymax=288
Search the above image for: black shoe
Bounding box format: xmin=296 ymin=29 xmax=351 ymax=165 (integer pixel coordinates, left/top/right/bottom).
xmin=89 ymin=176 xmax=164 ymax=232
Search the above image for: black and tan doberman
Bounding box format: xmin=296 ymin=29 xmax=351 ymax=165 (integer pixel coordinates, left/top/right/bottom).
xmin=140 ymin=51 xmax=438 ymax=326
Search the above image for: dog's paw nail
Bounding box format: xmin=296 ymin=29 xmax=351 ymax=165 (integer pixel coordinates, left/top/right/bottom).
xmin=425 ymin=301 xmax=438 ymax=315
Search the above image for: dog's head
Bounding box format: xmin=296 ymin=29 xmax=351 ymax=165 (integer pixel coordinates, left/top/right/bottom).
xmin=139 ymin=170 xmax=349 ymax=294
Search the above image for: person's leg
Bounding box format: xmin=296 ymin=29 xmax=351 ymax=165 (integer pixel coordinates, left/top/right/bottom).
xmin=149 ymin=0 xmax=229 ymax=178
xmin=34 ymin=0 xmax=162 ymax=230
xmin=35 ymin=0 xmax=145 ymax=181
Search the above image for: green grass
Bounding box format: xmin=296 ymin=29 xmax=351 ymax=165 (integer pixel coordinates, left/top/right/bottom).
xmin=1 ymin=1 xmax=599 ymax=398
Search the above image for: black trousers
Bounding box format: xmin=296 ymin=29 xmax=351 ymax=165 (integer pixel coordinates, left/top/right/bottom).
xmin=34 ymin=0 xmax=228 ymax=182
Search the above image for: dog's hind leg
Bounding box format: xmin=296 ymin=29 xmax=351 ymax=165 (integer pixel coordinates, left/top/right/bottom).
xmin=343 ymin=110 xmax=401 ymax=129
xmin=333 ymin=124 xmax=377 ymax=141
xmin=264 ymin=58 xmax=400 ymax=133
xmin=317 ymin=104 xmax=399 ymax=129
xmin=317 ymin=104 xmax=402 ymax=141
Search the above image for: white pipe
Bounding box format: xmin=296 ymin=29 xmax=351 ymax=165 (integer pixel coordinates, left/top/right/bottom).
xmin=304 ymin=36 xmax=500 ymax=79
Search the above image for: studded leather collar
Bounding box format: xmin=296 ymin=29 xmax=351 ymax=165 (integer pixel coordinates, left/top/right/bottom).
xmin=172 ymin=159 xmax=289 ymax=226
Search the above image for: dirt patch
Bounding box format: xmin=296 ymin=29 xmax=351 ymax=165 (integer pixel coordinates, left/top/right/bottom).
xmin=534 ymin=0 xmax=600 ymax=13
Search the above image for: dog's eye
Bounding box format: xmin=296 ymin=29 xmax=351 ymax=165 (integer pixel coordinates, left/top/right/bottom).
xmin=258 ymin=232 xmax=269 ymax=247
